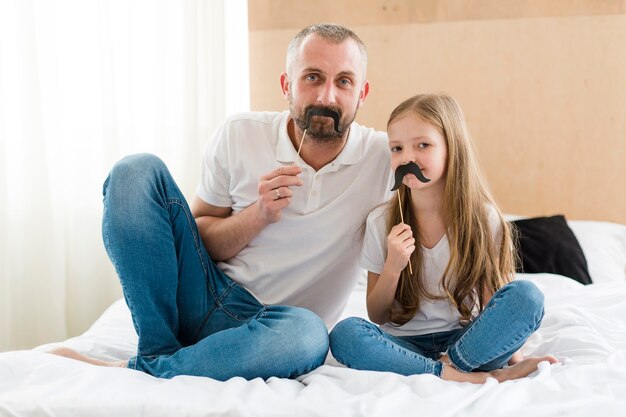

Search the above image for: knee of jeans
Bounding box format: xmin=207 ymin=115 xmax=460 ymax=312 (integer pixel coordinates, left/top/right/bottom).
xmin=329 ymin=317 xmax=368 ymax=362
xmin=507 ymin=280 xmax=545 ymax=320
xmin=104 ymin=153 xmax=167 ymax=195
xmin=278 ymin=307 xmax=329 ymax=366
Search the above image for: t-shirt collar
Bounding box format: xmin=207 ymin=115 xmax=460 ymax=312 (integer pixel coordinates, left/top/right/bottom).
xmin=276 ymin=111 xmax=362 ymax=166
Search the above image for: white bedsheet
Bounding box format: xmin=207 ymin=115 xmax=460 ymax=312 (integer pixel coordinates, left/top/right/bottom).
xmin=1 ymin=273 xmax=625 ymax=417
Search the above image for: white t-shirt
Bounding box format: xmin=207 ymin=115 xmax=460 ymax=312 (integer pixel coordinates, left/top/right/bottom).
xmin=196 ymin=111 xmax=393 ymax=327
xmin=360 ymin=203 xmax=502 ymax=336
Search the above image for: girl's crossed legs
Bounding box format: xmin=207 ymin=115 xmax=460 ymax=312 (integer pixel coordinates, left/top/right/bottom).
xmin=330 ymin=280 xmax=558 ymax=383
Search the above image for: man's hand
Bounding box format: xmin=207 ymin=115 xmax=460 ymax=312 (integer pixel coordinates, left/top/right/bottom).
xmin=256 ymin=165 xmax=303 ymax=223
xmin=191 ymin=165 xmax=303 ymax=261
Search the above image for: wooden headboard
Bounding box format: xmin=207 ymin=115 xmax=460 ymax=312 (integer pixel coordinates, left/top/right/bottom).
xmin=248 ymin=1 xmax=626 ymax=224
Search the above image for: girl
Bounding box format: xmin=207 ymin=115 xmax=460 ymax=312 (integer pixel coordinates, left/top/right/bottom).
xmin=329 ymin=94 xmax=557 ymax=383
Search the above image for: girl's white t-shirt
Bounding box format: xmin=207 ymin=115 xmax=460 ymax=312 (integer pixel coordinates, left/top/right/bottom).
xmin=360 ymin=203 xmax=502 ymax=336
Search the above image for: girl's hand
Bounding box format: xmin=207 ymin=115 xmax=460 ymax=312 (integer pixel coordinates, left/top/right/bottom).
xmin=385 ymin=223 xmax=416 ymax=275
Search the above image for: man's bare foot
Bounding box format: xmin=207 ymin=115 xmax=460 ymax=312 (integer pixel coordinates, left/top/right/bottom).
xmin=48 ymin=346 xmax=128 ymax=368
xmin=441 ymin=355 xmax=558 ymax=384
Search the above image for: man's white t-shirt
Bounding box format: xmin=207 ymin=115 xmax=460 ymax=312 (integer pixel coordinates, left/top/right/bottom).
xmin=360 ymin=203 xmax=503 ymax=336
xmin=196 ymin=111 xmax=392 ymax=327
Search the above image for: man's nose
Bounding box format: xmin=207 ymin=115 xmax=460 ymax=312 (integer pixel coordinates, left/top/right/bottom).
xmin=317 ymin=81 xmax=337 ymax=106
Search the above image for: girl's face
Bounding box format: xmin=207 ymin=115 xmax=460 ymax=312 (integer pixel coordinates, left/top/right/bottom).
xmin=388 ymin=114 xmax=448 ymax=191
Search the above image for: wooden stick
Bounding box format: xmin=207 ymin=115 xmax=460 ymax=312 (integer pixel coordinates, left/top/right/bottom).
xmin=295 ymin=128 xmax=307 ymax=162
xmin=397 ymin=190 xmax=413 ymax=275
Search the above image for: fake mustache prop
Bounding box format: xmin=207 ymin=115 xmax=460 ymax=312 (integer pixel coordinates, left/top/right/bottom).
xmin=391 ymin=161 xmax=431 ymax=191
xmin=296 ymin=107 xmax=342 ymax=160
xmin=391 ymin=161 xmax=430 ymax=276
xmin=304 ymin=107 xmax=342 ymax=132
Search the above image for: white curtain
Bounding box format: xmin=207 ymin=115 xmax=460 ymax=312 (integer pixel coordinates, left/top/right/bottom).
xmin=0 ymin=0 xmax=250 ymax=351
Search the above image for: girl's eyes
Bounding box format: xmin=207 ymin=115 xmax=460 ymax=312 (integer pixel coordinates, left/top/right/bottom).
xmin=390 ymin=143 xmax=430 ymax=152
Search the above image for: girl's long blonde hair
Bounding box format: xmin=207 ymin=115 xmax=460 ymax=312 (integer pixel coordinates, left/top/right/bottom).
xmin=386 ymin=94 xmax=517 ymax=326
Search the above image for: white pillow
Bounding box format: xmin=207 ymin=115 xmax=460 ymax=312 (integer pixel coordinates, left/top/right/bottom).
xmin=568 ymin=220 xmax=626 ymax=284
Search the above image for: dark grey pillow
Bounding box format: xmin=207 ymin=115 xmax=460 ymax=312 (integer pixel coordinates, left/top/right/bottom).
xmin=511 ymin=215 xmax=592 ymax=285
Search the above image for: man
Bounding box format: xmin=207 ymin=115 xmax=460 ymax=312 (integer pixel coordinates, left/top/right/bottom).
xmin=51 ymin=24 xmax=392 ymax=380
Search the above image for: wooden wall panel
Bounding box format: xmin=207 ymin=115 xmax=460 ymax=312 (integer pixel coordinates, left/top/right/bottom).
xmin=249 ymin=0 xmax=626 ymax=29
xmin=248 ymin=1 xmax=626 ymax=224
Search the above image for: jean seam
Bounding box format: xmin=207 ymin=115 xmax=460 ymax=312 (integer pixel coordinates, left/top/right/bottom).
xmin=448 ymin=293 xmax=512 ymax=371
xmin=191 ymin=281 xmax=239 ymax=342
xmin=449 ymin=290 xmax=545 ymax=372
xmin=356 ymin=320 xmax=438 ymax=375
xmin=191 ymin=303 xmax=219 ymax=343
xmin=448 ymin=293 xmax=505 ymax=371
xmin=216 ymin=282 xmax=258 ymax=321
xmin=103 ymin=221 xmax=150 ymax=354
xmin=168 ymin=198 xmax=227 ymax=304
xmin=169 ymin=197 xmax=258 ymax=332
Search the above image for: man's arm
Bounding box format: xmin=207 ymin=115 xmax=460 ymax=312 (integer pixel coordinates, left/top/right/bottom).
xmin=191 ymin=165 xmax=303 ymax=261
xmin=191 ymin=197 xmax=269 ymax=261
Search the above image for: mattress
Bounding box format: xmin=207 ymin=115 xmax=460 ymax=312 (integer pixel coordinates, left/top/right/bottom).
xmin=1 ymin=219 xmax=625 ymax=417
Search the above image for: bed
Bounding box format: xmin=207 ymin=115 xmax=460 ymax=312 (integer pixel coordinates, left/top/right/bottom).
xmin=1 ymin=217 xmax=625 ymax=417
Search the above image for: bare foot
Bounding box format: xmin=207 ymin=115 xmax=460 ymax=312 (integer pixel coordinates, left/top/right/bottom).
xmin=48 ymin=346 xmax=128 ymax=368
xmin=441 ymin=355 xmax=558 ymax=384
xmin=491 ymin=355 xmax=558 ymax=382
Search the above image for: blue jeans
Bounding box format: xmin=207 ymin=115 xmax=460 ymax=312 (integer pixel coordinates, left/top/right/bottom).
xmin=329 ymin=280 xmax=544 ymax=377
xmin=102 ymin=154 xmax=329 ymax=380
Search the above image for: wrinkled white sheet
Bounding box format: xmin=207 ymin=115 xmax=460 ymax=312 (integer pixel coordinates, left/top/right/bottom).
xmin=1 ymin=273 xmax=625 ymax=417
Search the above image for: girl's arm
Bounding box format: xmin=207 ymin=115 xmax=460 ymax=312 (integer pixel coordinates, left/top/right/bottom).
xmin=366 ymin=223 xmax=415 ymax=324
xmin=366 ymin=270 xmax=399 ymax=324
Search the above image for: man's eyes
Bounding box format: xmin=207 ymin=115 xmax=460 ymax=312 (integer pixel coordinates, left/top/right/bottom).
xmin=303 ymin=75 xmax=352 ymax=86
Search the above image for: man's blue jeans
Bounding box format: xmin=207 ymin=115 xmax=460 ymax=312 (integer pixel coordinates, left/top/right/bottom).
xmin=102 ymin=154 xmax=329 ymax=380
xmin=329 ymin=280 xmax=544 ymax=377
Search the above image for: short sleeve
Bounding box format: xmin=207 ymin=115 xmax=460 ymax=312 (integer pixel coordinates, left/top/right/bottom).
xmin=195 ymin=122 xmax=233 ymax=208
xmin=360 ymin=205 xmax=389 ymax=274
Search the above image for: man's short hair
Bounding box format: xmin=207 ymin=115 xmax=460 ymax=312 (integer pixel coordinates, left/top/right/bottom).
xmin=286 ymin=23 xmax=368 ymax=79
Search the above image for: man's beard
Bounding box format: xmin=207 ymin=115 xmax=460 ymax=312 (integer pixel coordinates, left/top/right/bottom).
xmin=291 ymin=102 xmax=356 ymax=142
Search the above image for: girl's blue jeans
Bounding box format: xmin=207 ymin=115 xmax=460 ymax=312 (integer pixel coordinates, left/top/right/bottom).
xmin=102 ymin=154 xmax=329 ymax=380
xmin=329 ymin=280 xmax=544 ymax=377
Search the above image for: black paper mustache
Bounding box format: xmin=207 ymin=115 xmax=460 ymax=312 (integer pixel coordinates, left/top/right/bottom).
xmin=304 ymin=107 xmax=341 ymax=133
xmin=391 ymin=161 xmax=431 ymax=191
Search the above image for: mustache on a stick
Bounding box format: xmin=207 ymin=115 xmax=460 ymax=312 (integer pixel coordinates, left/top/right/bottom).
xmin=296 ymin=108 xmax=342 ymax=160
xmin=391 ymin=161 xmax=431 ymax=191
xmin=304 ymin=107 xmax=342 ymax=132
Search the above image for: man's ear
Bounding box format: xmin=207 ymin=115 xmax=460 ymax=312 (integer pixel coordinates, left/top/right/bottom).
xmin=358 ymin=80 xmax=370 ymax=108
xmin=280 ymin=73 xmax=290 ymax=99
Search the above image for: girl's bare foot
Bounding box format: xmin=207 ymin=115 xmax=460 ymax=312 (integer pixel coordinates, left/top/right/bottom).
xmin=491 ymin=355 xmax=558 ymax=382
xmin=48 ymin=346 xmax=128 ymax=368
xmin=441 ymin=355 xmax=558 ymax=384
